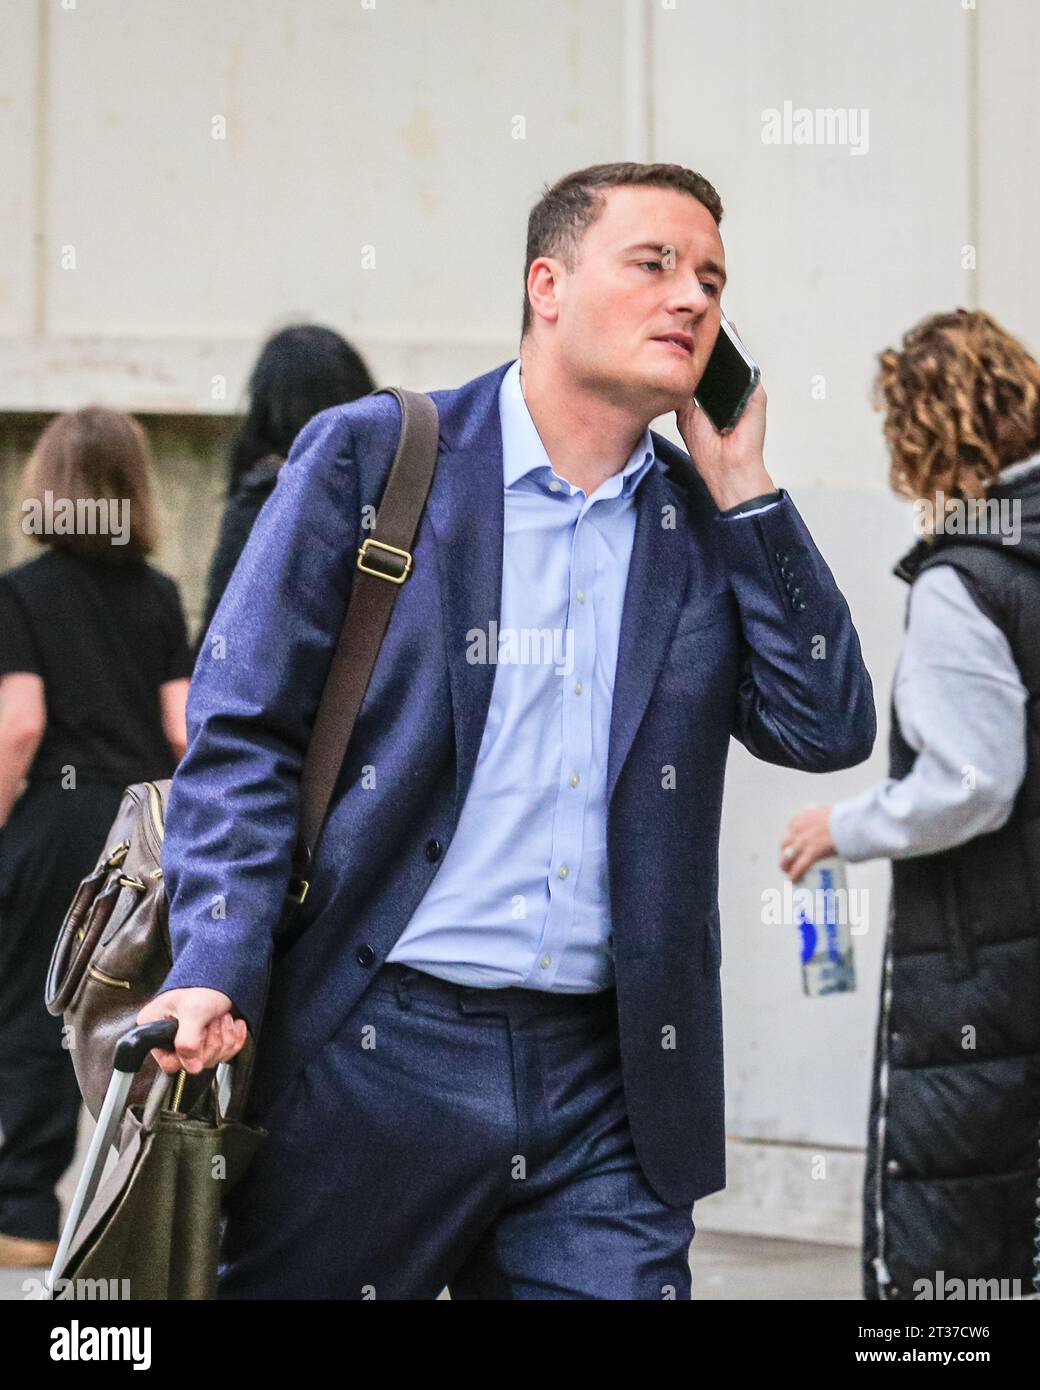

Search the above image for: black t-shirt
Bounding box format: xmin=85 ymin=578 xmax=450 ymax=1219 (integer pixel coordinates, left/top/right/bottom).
xmin=0 ymin=548 xmax=194 ymax=785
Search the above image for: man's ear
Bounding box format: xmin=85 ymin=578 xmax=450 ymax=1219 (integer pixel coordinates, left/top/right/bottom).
xmin=527 ymin=256 xmax=565 ymax=327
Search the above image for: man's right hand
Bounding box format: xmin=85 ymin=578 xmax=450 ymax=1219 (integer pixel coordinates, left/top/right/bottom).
xmin=137 ymin=988 xmax=249 ymax=1075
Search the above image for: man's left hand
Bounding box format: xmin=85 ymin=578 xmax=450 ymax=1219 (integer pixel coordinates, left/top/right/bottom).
xmin=779 ymin=804 xmax=836 ymax=882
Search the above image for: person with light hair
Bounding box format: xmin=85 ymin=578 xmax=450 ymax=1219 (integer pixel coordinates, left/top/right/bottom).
xmin=0 ymin=407 xmax=192 ymax=1268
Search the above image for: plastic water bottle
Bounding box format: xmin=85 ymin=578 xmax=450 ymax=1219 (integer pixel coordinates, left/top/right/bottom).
xmin=797 ymin=855 xmax=856 ymax=996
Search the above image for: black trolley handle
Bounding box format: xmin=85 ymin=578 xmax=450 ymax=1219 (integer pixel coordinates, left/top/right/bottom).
xmin=47 ymin=1018 xmax=231 ymax=1298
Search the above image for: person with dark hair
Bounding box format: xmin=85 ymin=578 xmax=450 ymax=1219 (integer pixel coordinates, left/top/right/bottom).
xmin=197 ymin=325 xmax=375 ymax=651
xmin=780 ymin=308 xmax=1040 ymax=1300
xmin=139 ymin=162 xmax=874 ymax=1299
xmin=0 ymin=407 xmax=193 ymax=1267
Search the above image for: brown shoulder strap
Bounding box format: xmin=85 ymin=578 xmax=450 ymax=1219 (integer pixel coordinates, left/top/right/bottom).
xmin=289 ymin=387 xmax=440 ymax=899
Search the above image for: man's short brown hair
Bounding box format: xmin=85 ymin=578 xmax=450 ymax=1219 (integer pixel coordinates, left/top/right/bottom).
xmin=520 ymin=161 xmax=724 ymax=340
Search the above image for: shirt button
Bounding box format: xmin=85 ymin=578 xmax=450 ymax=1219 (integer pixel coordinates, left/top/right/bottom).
xmin=573 ymin=681 xmax=583 ymax=695
xmin=576 ymin=589 xmax=586 ymax=602
xmin=569 ymin=773 xmax=580 ymax=787
xmin=540 ymin=954 xmax=552 ymax=969
xmin=548 ymin=479 xmax=563 ymax=492
xmin=558 ymin=865 xmax=569 ymax=879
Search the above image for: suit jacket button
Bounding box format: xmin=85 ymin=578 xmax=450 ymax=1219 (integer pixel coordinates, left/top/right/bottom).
xmin=775 ymin=549 xmax=790 ymax=564
xmin=356 ymin=944 xmax=375 ymax=967
xmin=793 ymin=598 xmax=807 ymax=612
xmin=425 ymin=838 xmax=443 ymax=862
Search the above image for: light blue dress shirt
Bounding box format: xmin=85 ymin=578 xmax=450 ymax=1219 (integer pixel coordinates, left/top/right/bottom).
xmin=387 ymin=356 xmax=773 ymax=991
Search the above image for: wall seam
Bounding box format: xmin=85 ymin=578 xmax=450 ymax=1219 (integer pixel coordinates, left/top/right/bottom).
xmin=966 ymin=1 xmax=980 ymax=307
xmin=33 ymin=0 xmax=49 ymax=337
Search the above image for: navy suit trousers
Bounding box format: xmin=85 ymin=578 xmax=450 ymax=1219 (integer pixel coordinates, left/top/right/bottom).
xmin=216 ymin=962 xmax=696 ymax=1299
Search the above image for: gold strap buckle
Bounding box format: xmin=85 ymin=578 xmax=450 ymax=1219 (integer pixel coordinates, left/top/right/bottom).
xmin=286 ymin=875 xmax=310 ymax=905
xmin=356 ymin=537 xmax=413 ymax=584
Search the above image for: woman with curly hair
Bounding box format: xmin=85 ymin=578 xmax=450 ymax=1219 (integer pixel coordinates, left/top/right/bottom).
xmin=780 ymin=308 xmax=1040 ymax=1300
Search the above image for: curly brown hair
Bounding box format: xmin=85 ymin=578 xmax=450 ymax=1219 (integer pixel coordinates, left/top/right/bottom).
xmin=874 ymin=308 xmax=1040 ymax=503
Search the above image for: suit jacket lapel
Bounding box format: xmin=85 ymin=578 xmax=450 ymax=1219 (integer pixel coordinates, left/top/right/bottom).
xmin=426 ymin=362 xmax=691 ymax=818
xmin=425 ymin=362 xmax=510 ymax=816
xmin=605 ymin=462 xmax=690 ymax=807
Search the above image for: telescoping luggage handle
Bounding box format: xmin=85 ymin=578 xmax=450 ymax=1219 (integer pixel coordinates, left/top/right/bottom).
xmin=287 ymin=386 xmax=440 ymax=906
xmin=46 ymin=1020 xmax=234 ymax=1299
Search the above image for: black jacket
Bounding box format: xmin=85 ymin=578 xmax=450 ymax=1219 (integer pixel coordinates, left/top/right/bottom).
xmin=863 ymin=464 xmax=1040 ymax=1299
xmin=197 ymin=454 xmax=283 ymax=657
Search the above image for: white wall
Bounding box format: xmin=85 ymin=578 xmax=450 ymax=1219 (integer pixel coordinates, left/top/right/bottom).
xmin=2 ymin=0 xmax=1036 ymax=1240
xmin=649 ymin=0 xmax=963 ymax=1237
xmin=1 ymin=0 xmax=629 ymax=408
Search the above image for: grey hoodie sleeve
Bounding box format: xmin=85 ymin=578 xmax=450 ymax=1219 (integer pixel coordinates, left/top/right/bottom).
xmin=829 ymin=564 xmax=1027 ymax=862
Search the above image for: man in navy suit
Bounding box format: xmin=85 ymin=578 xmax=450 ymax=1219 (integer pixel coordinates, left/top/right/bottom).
xmin=139 ymin=161 xmax=875 ymax=1299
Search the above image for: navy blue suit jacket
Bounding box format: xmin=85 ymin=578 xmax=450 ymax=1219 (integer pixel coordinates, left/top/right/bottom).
xmin=160 ymin=358 xmax=875 ymax=1206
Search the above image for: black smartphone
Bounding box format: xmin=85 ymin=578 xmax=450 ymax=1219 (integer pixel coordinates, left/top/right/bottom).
xmin=694 ymin=315 xmax=761 ymax=434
